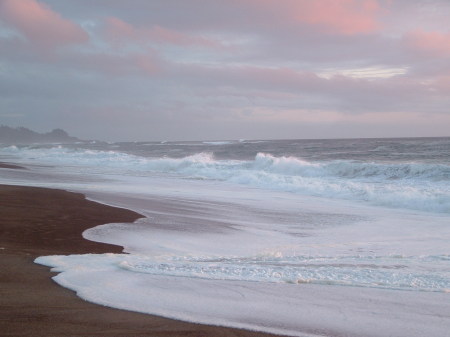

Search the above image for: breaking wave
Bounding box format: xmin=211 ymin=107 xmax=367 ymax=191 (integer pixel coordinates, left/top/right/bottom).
xmin=3 ymin=145 xmax=450 ymax=213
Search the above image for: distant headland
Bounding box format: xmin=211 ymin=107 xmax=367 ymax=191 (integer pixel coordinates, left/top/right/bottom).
xmin=0 ymin=125 xmax=79 ymax=144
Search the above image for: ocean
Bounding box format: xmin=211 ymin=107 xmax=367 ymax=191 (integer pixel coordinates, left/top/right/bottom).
xmin=1 ymin=137 xmax=449 ymax=336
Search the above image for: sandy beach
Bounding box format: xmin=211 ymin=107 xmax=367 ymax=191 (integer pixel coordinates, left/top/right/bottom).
xmin=0 ymin=183 xmax=282 ymax=337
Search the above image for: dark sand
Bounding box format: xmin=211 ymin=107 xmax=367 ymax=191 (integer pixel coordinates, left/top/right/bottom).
xmin=0 ymin=184 xmax=283 ymax=337
xmin=0 ymin=162 xmax=25 ymax=169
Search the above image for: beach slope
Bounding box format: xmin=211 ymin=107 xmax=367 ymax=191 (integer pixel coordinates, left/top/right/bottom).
xmin=0 ymin=184 xmax=281 ymax=337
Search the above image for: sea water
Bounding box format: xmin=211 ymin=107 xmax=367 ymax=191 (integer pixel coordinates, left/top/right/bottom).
xmin=1 ymin=138 xmax=449 ymax=336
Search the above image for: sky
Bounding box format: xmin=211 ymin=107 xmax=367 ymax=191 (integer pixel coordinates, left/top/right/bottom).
xmin=0 ymin=0 xmax=449 ymax=141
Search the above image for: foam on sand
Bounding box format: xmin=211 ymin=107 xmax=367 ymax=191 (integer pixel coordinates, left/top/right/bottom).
xmin=36 ymin=252 xmax=450 ymax=337
xmin=35 ymin=186 xmax=450 ymax=337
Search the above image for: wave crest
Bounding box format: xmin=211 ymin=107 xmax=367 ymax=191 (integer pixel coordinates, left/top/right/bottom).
xmin=3 ymin=146 xmax=449 ymax=213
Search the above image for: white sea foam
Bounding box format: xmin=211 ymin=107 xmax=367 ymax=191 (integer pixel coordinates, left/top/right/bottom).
xmin=3 ymin=145 xmax=449 ymax=213
xmin=34 ymin=253 xmax=449 ymax=337
xmin=115 ymin=254 xmax=450 ymax=292
xmin=35 ymin=194 xmax=450 ymax=337
xmin=202 ymin=141 xmax=234 ymax=145
xmin=34 ymin=190 xmax=450 ymax=337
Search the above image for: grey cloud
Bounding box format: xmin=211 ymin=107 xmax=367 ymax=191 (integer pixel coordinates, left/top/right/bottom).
xmin=0 ymin=0 xmax=449 ymax=141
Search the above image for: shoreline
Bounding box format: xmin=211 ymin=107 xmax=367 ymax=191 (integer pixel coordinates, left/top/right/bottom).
xmin=0 ymin=162 xmax=25 ymax=169
xmin=0 ymin=184 xmax=283 ymax=337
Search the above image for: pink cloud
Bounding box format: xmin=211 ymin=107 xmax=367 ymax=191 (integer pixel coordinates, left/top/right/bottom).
xmin=294 ymin=0 xmax=382 ymax=34
xmin=133 ymin=53 xmax=162 ymax=75
xmin=244 ymin=0 xmax=383 ymax=35
xmin=404 ymin=30 xmax=450 ymax=57
xmin=104 ymin=17 xmax=220 ymax=48
xmin=0 ymin=0 xmax=88 ymax=48
xmin=103 ymin=17 xmax=134 ymax=42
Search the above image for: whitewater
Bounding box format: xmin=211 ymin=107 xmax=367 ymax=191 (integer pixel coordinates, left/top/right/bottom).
xmin=1 ymin=137 xmax=449 ymax=336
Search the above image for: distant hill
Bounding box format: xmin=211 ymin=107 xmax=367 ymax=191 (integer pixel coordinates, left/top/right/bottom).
xmin=0 ymin=125 xmax=79 ymax=144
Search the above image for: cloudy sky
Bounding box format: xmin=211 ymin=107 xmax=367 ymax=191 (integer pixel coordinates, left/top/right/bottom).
xmin=0 ymin=0 xmax=449 ymax=141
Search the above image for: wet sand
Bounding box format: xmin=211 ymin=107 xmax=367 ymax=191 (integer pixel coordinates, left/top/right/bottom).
xmin=0 ymin=162 xmax=25 ymax=169
xmin=0 ymin=184 xmax=283 ymax=337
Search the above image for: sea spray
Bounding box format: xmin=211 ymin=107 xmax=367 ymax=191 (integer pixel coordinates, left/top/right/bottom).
xmin=2 ymin=143 xmax=449 ymax=213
